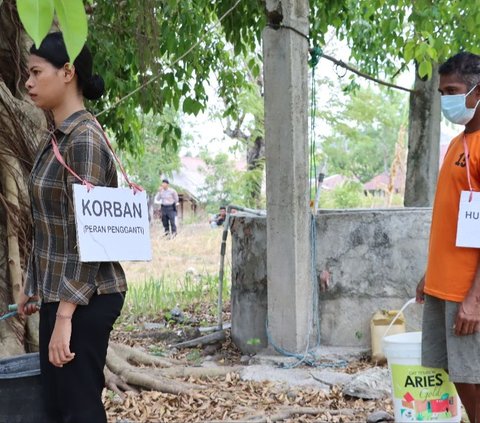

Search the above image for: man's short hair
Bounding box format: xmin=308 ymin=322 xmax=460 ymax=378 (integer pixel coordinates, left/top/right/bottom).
xmin=162 ymin=178 xmax=169 ymax=184
xmin=439 ymin=52 xmax=480 ymax=88
xmin=219 ymin=206 xmax=226 ymax=210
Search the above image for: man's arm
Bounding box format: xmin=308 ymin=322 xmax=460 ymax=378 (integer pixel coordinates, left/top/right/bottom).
xmin=173 ymin=189 xmax=179 ymax=204
xmin=455 ymin=259 xmax=480 ymax=336
xmin=154 ymin=191 xmax=162 ymax=205
xmin=416 ymin=274 xmax=426 ymax=304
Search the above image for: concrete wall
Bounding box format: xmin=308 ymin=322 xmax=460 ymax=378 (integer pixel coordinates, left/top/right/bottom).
xmin=230 ymin=217 xmax=268 ymax=354
xmin=230 ymin=208 xmax=432 ymax=352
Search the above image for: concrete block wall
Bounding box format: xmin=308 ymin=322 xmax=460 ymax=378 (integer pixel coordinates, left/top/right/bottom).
xmin=230 ymin=208 xmax=432 ymax=352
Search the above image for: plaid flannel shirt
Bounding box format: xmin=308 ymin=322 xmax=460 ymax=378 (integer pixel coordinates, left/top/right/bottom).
xmin=24 ymin=110 xmax=127 ymax=305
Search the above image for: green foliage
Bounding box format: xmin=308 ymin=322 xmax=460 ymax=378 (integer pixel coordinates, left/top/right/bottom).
xmin=243 ymin=160 xmax=265 ymax=209
xmin=198 ymin=152 xmax=246 ymax=212
xmin=198 ymin=152 xmax=265 ymax=212
xmin=313 ymin=1 xmax=480 ymax=80
xmin=87 ymin=0 xmax=264 ymax=152
xmin=53 ymin=0 xmax=88 ymax=62
xmin=17 ymin=0 xmax=264 ymax=153
xmin=220 ymin=58 xmax=265 ymax=208
xmin=319 ymin=183 xmax=404 ymax=209
xmin=319 ymin=84 xmax=407 ymax=183
xmin=16 ymin=0 xmax=54 ymax=49
xmin=321 ymin=181 xmax=363 ymax=209
xmin=121 ymin=109 xmax=182 ymax=196
xmin=17 ymin=0 xmax=87 ymax=62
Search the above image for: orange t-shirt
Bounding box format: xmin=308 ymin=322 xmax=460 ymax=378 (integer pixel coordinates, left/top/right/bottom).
xmin=425 ymin=131 xmax=480 ymax=302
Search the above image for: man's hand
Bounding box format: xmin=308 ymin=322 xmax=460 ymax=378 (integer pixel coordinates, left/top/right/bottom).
xmin=49 ymin=318 xmax=75 ymax=367
xmin=455 ymin=296 xmax=480 ymax=336
xmin=17 ymin=292 xmax=40 ymax=316
xmin=416 ymin=276 xmax=426 ymax=304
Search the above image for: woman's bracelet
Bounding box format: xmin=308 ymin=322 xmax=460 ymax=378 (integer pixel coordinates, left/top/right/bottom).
xmin=56 ymin=312 xmax=72 ymax=320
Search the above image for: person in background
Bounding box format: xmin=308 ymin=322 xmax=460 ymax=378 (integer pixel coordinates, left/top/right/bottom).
xmin=209 ymin=206 xmax=227 ymax=228
xmin=18 ymin=32 xmax=126 ymax=423
xmin=154 ymin=179 xmax=179 ymax=238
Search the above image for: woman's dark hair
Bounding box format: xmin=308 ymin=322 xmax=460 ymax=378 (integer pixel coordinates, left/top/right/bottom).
xmin=30 ymin=32 xmax=105 ymax=100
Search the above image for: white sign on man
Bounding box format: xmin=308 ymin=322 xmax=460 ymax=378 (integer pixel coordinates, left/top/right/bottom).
xmin=456 ymin=190 xmax=480 ymax=248
xmin=73 ymin=185 xmax=152 ymax=262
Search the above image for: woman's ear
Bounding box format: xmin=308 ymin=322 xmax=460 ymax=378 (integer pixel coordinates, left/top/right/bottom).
xmin=62 ymin=63 xmax=76 ymax=82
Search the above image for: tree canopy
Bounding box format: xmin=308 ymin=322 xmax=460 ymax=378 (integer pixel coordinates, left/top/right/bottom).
xmin=17 ymin=0 xmax=480 ymax=162
xmin=319 ymin=83 xmax=407 ymax=183
xmin=314 ymin=0 xmax=480 ymax=80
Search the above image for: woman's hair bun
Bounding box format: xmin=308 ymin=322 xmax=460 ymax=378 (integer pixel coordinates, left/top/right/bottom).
xmin=83 ymin=74 xmax=105 ymax=100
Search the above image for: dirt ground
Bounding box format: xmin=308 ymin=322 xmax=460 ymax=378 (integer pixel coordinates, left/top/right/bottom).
xmin=122 ymin=222 xmax=230 ymax=284
xmin=106 ymin=222 xmax=394 ymax=422
xmin=105 ymin=317 xmax=394 ymax=423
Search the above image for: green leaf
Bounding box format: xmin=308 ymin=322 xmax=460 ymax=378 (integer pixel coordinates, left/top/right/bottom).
xmin=17 ymin=0 xmax=54 ymax=48
xmin=426 ymin=46 xmax=438 ymax=61
xmin=418 ymin=60 xmax=432 ymax=79
xmin=53 ymin=0 xmax=88 ymax=62
xmin=404 ymin=40 xmax=416 ymax=62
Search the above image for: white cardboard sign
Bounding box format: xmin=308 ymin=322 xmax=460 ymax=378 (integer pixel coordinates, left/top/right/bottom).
xmin=456 ymin=190 xmax=480 ymax=248
xmin=73 ymin=184 xmax=152 ymax=262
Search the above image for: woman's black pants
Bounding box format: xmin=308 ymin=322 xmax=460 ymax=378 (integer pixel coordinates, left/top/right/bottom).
xmin=39 ymin=292 xmax=124 ymax=423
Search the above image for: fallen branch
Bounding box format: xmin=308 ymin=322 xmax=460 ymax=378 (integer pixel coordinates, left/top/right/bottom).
xmin=131 ymin=326 xmax=200 ymax=342
xmin=170 ymin=330 xmax=226 ymax=349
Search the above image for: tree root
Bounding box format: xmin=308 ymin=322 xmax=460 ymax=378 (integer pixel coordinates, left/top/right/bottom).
xmin=105 ymin=344 xmax=202 ymax=397
xmin=109 ymin=342 xmax=182 ymax=367
xmin=104 ymin=365 xmax=137 ymax=400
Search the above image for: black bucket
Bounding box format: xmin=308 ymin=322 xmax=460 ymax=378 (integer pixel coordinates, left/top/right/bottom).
xmin=0 ymin=353 xmax=52 ymax=423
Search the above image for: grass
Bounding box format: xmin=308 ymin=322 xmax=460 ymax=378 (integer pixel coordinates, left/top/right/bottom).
xmin=120 ymin=221 xmax=231 ymax=322
xmin=123 ymin=272 xmax=229 ymax=321
xmin=121 ymin=221 xmax=231 ymax=284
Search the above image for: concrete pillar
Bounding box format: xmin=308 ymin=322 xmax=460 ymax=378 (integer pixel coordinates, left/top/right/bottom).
xmin=263 ymin=0 xmax=312 ymax=353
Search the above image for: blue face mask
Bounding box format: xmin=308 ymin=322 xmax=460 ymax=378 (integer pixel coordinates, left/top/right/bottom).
xmin=441 ymin=85 xmax=480 ymax=125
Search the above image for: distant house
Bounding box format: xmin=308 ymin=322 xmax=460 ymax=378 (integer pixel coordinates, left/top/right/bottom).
xmin=363 ymin=137 xmax=451 ymax=196
xmin=363 ymin=170 xmax=406 ymax=196
xmin=171 ymin=157 xmax=207 ymax=220
xmin=321 ymin=174 xmax=351 ymax=191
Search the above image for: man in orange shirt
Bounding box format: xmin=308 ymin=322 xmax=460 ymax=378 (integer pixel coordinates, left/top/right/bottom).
xmin=417 ymin=52 xmax=480 ymax=422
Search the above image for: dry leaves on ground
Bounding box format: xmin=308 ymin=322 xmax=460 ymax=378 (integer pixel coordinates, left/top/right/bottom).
xmin=105 ymin=373 xmax=393 ymax=422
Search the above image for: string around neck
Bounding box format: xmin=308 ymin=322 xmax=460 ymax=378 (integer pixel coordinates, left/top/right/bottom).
xmin=463 ymin=134 xmax=474 ymax=202
xmin=49 ymin=118 xmax=144 ymax=195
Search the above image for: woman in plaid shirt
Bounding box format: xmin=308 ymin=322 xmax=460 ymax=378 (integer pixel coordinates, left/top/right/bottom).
xmin=17 ymin=32 xmax=127 ymax=423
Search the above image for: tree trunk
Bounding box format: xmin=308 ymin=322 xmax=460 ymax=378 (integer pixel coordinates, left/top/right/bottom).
xmin=246 ymin=136 xmax=265 ymax=208
xmin=404 ymin=63 xmax=441 ymax=207
xmin=0 ymin=0 xmax=44 ymax=355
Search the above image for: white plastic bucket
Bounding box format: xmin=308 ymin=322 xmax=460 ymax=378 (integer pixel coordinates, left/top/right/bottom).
xmin=383 ymin=331 xmax=461 ymax=422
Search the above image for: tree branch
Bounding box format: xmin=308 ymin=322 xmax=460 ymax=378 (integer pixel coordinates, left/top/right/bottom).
xmin=321 ymin=53 xmax=415 ymax=94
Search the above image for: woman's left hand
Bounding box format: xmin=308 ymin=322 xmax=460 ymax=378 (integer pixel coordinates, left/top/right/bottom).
xmin=49 ymin=318 xmax=75 ymax=367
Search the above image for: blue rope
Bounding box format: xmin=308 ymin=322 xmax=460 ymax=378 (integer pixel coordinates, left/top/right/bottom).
xmin=0 ymin=311 xmax=18 ymax=321
xmin=265 ymin=215 xmax=347 ymax=370
xmin=263 ymin=46 xmax=347 ymax=370
xmin=0 ymin=302 xmax=40 ymax=321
